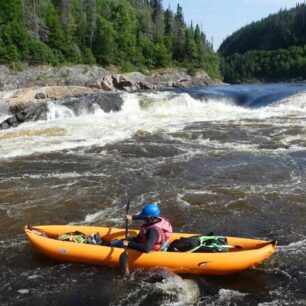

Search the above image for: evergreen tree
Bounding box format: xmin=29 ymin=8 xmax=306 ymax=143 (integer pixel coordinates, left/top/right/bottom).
xmin=175 ymin=3 xmax=184 ymax=26
xmin=92 ymin=16 xmax=115 ymax=65
xmin=220 ymin=3 xmax=306 ymax=82
xmin=164 ymin=7 xmax=173 ymax=35
xmin=150 ymin=0 xmax=164 ymax=35
xmin=0 ymin=0 xmax=29 ymax=63
xmin=0 ymin=0 xmax=221 ymax=78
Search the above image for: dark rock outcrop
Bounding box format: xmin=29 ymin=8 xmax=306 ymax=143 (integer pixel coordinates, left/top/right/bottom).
xmin=0 ymin=103 xmax=48 ymax=130
xmin=0 ymin=93 xmax=124 ymax=130
xmin=35 ymin=92 xmax=48 ymax=99
xmin=61 ymin=93 xmax=123 ymax=114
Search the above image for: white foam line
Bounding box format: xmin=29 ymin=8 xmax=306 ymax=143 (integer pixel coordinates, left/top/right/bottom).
xmin=0 ymin=114 xmax=10 ymax=122
xmin=70 ymin=204 xmax=123 ymax=226
xmin=13 ymin=172 xmax=110 ymax=180
xmin=277 ymin=239 xmax=306 ymax=252
xmin=167 ymin=132 xmax=306 ymax=156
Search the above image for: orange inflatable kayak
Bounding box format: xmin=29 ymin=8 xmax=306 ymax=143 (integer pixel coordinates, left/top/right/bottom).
xmin=24 ymin=225 xmax=276 ymax=275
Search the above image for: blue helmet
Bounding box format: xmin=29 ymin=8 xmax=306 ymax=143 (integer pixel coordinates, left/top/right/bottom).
xmin=139 ymin=203 xmax=160 ymax=218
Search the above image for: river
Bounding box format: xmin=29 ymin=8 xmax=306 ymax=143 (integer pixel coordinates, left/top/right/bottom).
xmin=0 ymin=83 xmax=306 ymax=305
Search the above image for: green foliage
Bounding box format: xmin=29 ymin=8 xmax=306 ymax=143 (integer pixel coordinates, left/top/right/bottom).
xmin=111 ymin=1 xmax=138 ymax=63
xmin=120 ymin=61 xmax=137 ymax=73
xmin=44 ymin=5 xmax=65 ymax=50
xmin=221 ymin=46 xmax=306 ymax=83
xmin=0 ymin=0 xmax=29 ymax=63
xmin=220 ymin=3 xmax=306 ymax=82
xmin=28 ymin=40 xmax=57 ymax=65
xmin=82 ymin=48 xmax=96 ymax=65
xmin=2 ymin=44 xmax=20 ymax=63
xmin=8 ymin=61 xmax=24 ymax=71
xmin=218 ymin=4 xmax=306 ymax=56
xmin=0 ymin=0 xmax=221 ymax=79
xmin=187 ymin=65 xmax=196 ymax=76
xmin=93 ymin=16 xmax=115 ymax=65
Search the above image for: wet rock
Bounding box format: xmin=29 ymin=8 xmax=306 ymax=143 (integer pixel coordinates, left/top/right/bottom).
xmin=35 ymin=92 xmax=48 ymax=99
xmin=0 ymin=121 xmax=9 ymax=129
xmin=62 ymin=93 xmax=123 ymax=114
xmin=0 ymin=93 xmax=124 ymax=130
xmin=6 ymin=116 xmax=18 ymax=125
xmin=138 ymin=82 xmax=150 ymax=90
xmin=16 ymin=111 xmax=26 ymax=122
xmin=3 ymin=86 xmax=104 ymax=114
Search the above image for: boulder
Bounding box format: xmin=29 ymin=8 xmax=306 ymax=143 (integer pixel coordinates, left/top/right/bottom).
xmin=0 ymin=121 xmax=9 ymax=130
xmin=108 ymin=73 xmax=155 ymax=92
xmin=35 ymin=92 xmax=48 ymax=99
xmin=116 ymin=79 xmax=133 ymax=90
xmin=101 ymin=75 xmax=114 ymax=91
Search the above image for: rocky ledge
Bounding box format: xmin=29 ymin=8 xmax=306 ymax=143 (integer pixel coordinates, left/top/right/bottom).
xmin=0 ymin=64 xmax=221 ymax=92
xmin=0 ymin=65 xmax=223 ymax=130
xmin=0 ymin=92 xmax=124 ymax=130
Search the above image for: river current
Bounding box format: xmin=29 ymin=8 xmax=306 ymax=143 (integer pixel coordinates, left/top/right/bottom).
xmin=0 ymin=83 xmax=306 ymax=305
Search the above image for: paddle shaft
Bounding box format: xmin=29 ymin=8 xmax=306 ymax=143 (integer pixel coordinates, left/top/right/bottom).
xmin=124 ymin=200 xmax=130 ymax=241
xmin=119 ymin=200 xmax=130 ymax=275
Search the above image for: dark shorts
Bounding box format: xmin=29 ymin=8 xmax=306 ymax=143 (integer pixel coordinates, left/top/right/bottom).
xmin=109 ymin=238 xmax=135 ymax=248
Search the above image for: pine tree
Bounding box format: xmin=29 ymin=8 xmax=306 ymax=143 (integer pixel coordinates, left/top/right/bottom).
xmin=0 ymin=0 xmax=221 ymax=77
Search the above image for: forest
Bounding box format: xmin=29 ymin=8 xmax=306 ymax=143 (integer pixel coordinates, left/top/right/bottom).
xmin=0 ymin=0 xmax=221 ymax=79
xmin=219 ymin=3 xmax=306 ymax=83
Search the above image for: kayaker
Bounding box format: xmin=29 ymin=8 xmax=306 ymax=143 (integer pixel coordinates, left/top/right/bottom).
xmin=110 ymin=203 xmax=173 ymax=253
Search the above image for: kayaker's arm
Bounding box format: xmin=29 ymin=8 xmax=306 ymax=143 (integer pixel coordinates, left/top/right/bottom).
xmin=125 ymin=214 xmax=143 ymax=222
xmin=131 ymin=214 xmax=144 ymax=221
xmin=127 ymin=228 xmax=158 ymax=253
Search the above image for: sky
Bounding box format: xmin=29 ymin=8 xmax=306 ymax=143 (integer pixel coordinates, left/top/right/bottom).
xmin=163 ymin=0 xmax=304 ymax=50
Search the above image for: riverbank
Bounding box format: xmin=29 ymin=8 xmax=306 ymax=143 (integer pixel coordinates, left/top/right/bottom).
xmin=0 ymin=64 xmax=223 ymax=115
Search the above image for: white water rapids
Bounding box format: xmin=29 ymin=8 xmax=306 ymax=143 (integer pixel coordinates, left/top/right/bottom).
xmin=1 ymin=89 xmax=306 ymax=159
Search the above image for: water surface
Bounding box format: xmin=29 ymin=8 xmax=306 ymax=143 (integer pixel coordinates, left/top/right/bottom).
xmin=1 ymin=83 xmax=306 ymax=305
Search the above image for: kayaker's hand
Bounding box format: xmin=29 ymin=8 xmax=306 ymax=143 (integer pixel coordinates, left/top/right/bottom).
xmin=123 ymin=240 xmax=129 ymax=247
xmin=126 ymin=214 xmax=133 ymax=222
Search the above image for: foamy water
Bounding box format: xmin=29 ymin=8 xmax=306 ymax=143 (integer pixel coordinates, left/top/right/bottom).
xmin=1 ymin=89 xmax=306 ymax=159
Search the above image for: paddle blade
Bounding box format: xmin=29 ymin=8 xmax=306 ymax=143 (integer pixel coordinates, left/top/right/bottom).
xmin=119 ymin=251 xmax=130 ymax=275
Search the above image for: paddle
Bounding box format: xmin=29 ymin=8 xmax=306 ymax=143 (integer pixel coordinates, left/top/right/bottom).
xmin=119 ymin=200 xmax=130 ymax=275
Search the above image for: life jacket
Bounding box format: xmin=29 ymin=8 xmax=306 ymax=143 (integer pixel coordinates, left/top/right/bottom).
xmin=137 ymin=217 xmax=173 ymax=251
